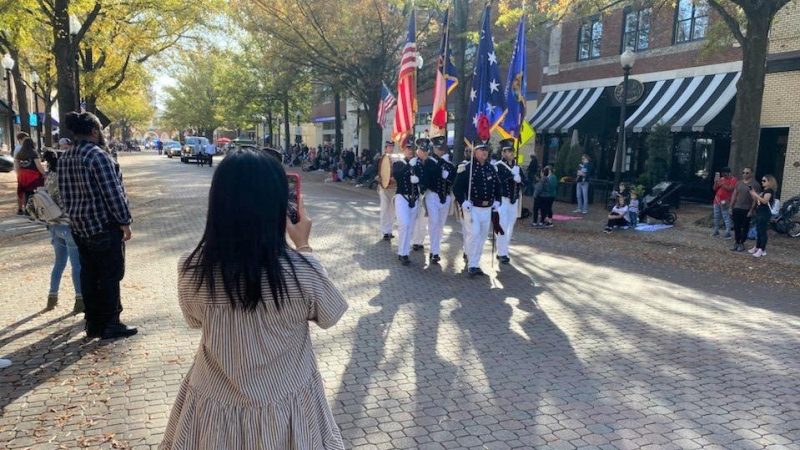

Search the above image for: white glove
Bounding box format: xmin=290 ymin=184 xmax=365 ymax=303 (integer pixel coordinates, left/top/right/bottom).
xmin=409 ymin=157 xmax=418 ymax=167
xmin=513 ymin=175 xmax=522 ymax=183
xmin=442 ymin=170 xmax=449 ymax=179
xmin=462 ymin=200 xmax=472 ymax=211
xmin=410 ymin=175 xmax=419 ymax=184
xmin=492 ymin=201 xmax=501 ymax=210
xmin=511 ymin=166 xmax=520 ymax=176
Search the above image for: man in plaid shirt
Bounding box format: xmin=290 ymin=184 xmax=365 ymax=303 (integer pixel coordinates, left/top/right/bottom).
xmin=59 ymin=112 xmax=137 ymax=340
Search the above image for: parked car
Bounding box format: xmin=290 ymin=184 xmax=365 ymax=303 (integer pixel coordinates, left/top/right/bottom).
xmin=163 ymin=141 xmax=182 ymax=158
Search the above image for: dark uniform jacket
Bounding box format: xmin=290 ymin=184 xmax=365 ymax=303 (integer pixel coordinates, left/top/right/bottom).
xmin=392 ymin=157 xmax=424 ymax=206
xmin=424 ymin=155 xmax=456 ymax=204
xmin=453 ymin=160 xmax=501 ymax=208
xmin=496 ymin=160 xmax=527 ymax=204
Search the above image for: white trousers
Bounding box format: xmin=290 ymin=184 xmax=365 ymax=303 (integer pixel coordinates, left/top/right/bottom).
xmin=460 ymin=206 xmax=470 ymax=255
xmin=426 ymin=194 xmax=452 ymax=255
xmin=497 ymin=197 xmax=518 ymax=257
xmin=465 ymin=206 xmax=491 ymax=269
xmin=395 ymin=195 xmax=418 ymax=256
xmin=378 ymin=187 xmax=395 ymax=235
xmin=412 ymin=194 xmax=427 ymax=246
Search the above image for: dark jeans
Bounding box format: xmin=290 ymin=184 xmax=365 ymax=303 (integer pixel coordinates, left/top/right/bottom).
xmin=732 ymin=208 xmax=750 ymax=244
xmin=540 ymin=197 xmax=554 ymax=221
xmin=755 ymin=209 xmax=770 ymax=250
xmin=74 ymin=228 xmax=126 ymax=333
xmin=606 ymin=217 xmax=629 ymax=228
xmin=532 ymin=197 xmax=542 ymax=223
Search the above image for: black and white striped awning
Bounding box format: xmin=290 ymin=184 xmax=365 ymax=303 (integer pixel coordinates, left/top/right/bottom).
xmin=626 ymin=72 xmax=740 ymax=133
xmin=528 ymin=87 xmax=604 ymax=134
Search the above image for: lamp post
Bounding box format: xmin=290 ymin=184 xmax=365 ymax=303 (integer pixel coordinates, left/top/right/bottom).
xmin=614 ymin=48 xmax=636 ymax=190
xmin=31 ymin=71 xmax=41 ymax=150
xmin=2 ymin=53 xmax=15 ymax=153
xmin=69 ymin=15 xmax=81 ymax=111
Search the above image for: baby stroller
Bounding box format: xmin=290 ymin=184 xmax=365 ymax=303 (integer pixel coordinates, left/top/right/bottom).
xmin=640 ymin=181 xmax=681 ymax=225
xmin=772 ymin=195 xmax=800 ymax=238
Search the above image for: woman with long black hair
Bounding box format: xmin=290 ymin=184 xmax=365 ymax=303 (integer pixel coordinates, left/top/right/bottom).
xmin=161 ymin=149 xmax=348 ymax=450
xmin=14 ymin=137 xmax=45 ymax=214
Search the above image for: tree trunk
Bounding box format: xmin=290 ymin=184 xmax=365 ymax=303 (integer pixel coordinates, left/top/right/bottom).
xmin=44 ymin=96 xmax=54 ymax=146
xmin=267 ymin=110 xmax=273 ymax=145
xmin=9 ymin=49 xmax=30 ymax=135
xmin=85 ymin=95 xmax=97 ymax=115
xmin=53 ymin=0 xmax=77 ymax=129
xmin=451 ymin=0 xmax=470 ymax=162
xmin=728 ymin=16 xmax=771 ymax=174
xmin=283 ymin=96 xmax=290 ymax=151
xmin=333 ymin=90 xmax=343 ymax=154
xmin=363 ymin=85 xmax=382 ymax=153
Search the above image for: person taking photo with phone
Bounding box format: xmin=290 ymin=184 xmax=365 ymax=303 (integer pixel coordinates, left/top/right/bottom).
xmin=748 ymin=175 xmax=778 ymax=258
xmin=729 ymin=167 xmax=760 ymax=252
xmin=161 ymin=149 xmax=348 ymax=450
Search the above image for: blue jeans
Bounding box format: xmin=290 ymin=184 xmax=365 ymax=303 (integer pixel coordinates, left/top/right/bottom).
xmin=628 ymin=211 xmax=639 ymax=228
xmin=713 ymin=203 xmax=732 ymax=234
xmin=576 ymin=181 xmax=590 ymax=212
xmin=50 ymin=224 xmax=82 ymax=296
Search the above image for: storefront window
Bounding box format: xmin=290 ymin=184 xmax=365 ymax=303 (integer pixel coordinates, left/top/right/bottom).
xmin=578 ymin=16 xmax=603 ymax=60
xmin=673 ymin=136 xmax=713 ymax=181
xmin=623 ymin=8 xmax=651 ymax=52
xmin=674 ymin=0 xmax=708 ymax=43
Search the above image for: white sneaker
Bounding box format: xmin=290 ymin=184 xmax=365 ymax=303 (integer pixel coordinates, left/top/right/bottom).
xmin=748 ymin=247 xmax=758 ymax=254
xmin=572 ymin=209 xmax=581 ymax=213
xmin=753 ymin=249 xmax=763 ymax=258
xmin=0 ymin=358 xmax=11 ymax=369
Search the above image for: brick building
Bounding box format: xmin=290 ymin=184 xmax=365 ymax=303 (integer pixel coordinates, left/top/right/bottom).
xmin=531 ymin=0 xmax=800 ymax=201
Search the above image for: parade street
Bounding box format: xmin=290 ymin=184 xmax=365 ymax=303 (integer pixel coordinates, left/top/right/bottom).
xmin=1 ymin=153 xmax=799 ymax=450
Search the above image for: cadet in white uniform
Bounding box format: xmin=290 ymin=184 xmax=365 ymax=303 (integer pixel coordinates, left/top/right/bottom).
xmin=494 ymin=139 xmax=526 ymax=264
xmin=411 ymin=138 xmax=430 ymax=252
xmin=393 ymin=136 xmax=423 ymax=265
xmin=377 ymin=140 xmax=396 ymax=241
xmin=423 ymin=136 xmax=456 ymax=264
xmin=453 ymin=143 xmax=501 ymax=277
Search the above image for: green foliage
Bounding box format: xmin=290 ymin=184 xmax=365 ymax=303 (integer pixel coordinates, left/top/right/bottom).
xmin=645 ymin=122 xmax=673 ymax=187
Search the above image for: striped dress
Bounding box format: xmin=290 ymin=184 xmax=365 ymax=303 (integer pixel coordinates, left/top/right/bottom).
xmin=160 ymin=252 xmax=348 ymax=450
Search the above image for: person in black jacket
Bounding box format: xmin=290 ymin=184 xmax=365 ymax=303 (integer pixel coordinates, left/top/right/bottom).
xmin=453 ymin=142 xmax=501 ymax=277
xmin=393 ymin=136 xmax=423 ymax=265
xmin=423 ymin=136 xmax=456 ymax=264
xmin=495 ymin=139 xmax=526 ymax=264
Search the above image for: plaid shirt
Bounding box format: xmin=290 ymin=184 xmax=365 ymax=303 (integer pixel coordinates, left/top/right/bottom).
xmin=58 ymin=140 xmax=132 ymax=238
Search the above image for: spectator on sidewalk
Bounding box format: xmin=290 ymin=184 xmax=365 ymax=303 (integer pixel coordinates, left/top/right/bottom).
xmin=749 ymin=175 xmax=778 ymax=258
xmin=14 ymin=137 xmax=45 ymax=215
xmin=729 ymin=167 xmax=760 ymax=252
xmin=604 ymin=195 xmax=629 ymax=233
xmin=574 ymin=154 xmax=592 ymax=214
xmin=58 ymin=112 xmax=137 ymax=340
xmin=161 ymin=149 xmax=347 ymax=450
xmin=525 ymin=153 xmax=539 ymax=196
xmin=12 ymin=132 xmax=29 ymax=157
xmin=538 ymin=166 xmax=557 ymax=228
xmin=628 ymin=191 xmax=640 ymax=229
xmin=531 ymin=168 xmax=545 ymax=227
xmin=711 ymin=167 xmax=736 ymax=238
xmin=41 ymin=150 xmax=83 ymax=313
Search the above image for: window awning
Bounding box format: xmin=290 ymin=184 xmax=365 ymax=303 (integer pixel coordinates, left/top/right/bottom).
xmin=625 ymin=72 xmax=740 ymax=133
xmin=528 ymin=87 xmax=604 ymax=134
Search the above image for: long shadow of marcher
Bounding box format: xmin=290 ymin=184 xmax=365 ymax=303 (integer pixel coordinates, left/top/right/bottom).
xmin=0 ymin=321 xmax=112 ymax=412
xmin=332 ymin=241 xmax=460 ymax=445
xmin=0 ymin=313 xmax=73 ymax=348
xmin=448 ymin=260 xmax=621 ymax=446
xmin=0 ymin=310 xmax=47 ymax=338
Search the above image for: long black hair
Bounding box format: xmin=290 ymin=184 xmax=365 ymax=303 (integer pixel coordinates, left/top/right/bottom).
xmin=183 ymin=149 xmax=304 ymax=310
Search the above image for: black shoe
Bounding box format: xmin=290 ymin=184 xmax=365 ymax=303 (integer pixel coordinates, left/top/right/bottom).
xmin=383 ymin=233 xmax=391 ymax=241
xmin=468 ymin=267 xmax=485 ymax=278
xmin=499 ymin=255 xmax=510 ymax=264
xmin=430 ymin=254 xmax=441 ymax=264
xmin=99 ymin=323 xmax=138 ymax=340
xmin=736 ymin=244 xmax=746 ymax=253
xmin=16 ymin=209 xmax=24 ymax=216
xmin=462 ymin=253 xmax=468 ymax=262
xmin=412 ymin=244 xmax=424 ymax=251
xmin=730 ymin=244 xmax=741 ymax=252
xmin=399 ymin=255 xmax=410 ymax=266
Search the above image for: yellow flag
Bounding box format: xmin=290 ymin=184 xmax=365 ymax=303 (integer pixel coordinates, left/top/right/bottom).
xmin=519 ymin=121 xmax=535 ymax=145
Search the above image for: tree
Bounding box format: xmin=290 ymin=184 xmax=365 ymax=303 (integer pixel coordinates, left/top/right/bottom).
xmin=161 ymin=49 xmax=224 ymax=138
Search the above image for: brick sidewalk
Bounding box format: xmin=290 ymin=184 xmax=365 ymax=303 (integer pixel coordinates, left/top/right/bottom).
xmin=1 ymin=153 xmax=798 ymax=449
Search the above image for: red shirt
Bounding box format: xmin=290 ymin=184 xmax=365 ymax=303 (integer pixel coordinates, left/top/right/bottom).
xmin=713 ymin=176 xmax=736 ymax=205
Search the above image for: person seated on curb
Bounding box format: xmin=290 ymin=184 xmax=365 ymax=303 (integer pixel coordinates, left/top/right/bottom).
xmin=604 ymin=195 xmax=629 ymax=233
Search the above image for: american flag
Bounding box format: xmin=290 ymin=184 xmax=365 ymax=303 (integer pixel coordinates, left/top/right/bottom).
xmin=392 ymin=9 xmax=417 ymax=142
xmin=465 ymin=5 xmax=507 ymax=146
xmin=377 ymin=82 xmax=396 ymax=129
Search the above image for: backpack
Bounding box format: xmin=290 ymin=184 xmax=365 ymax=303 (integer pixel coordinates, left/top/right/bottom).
xmin=26 ymin=188 xmax=64 ymax=223
xmin=769 ymin=198 xmax=781 ymax=216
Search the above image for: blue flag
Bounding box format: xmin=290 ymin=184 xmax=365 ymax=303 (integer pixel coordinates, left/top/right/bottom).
xmin=464 ymin=6 xmax=506 ymax=146
xmin=500 ymin=16 xmax=527 ymax=140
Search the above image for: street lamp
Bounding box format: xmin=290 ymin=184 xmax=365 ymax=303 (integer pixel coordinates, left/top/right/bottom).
xmin=31 ymin=71 xmax=41 ymax=150
xmin=614 ymin=48 xmax=637 ymax=190
xmin=2 ymin=53 xmax=15 ymax=153
xmin=69 ymin=15 xmax=81 ymax=111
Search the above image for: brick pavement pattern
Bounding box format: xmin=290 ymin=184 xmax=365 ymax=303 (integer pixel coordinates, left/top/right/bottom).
xmin=1 ymin=153 xmax=799 ymax=450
